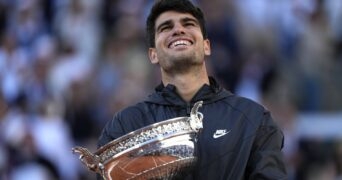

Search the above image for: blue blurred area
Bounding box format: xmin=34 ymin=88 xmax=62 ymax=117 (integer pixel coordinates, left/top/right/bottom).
xmin=0 ymin=0 xmax=342 ymax=179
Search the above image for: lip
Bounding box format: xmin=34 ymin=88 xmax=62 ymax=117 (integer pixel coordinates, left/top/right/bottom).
xmin=168 ymin=38 xmax=194 ymax=49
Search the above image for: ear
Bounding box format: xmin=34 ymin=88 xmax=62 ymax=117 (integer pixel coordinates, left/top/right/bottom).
xmin=148 ymin=48 xmax=159 ymax=64
xmin=204 ymin=39 xmax=211 ymax=56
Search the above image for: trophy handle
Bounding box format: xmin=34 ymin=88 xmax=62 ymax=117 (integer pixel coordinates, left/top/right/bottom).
xmin=72 ymin=146 xmax=103 ymax=173
xmin=189 ymin=101 xmax=204 ymax=131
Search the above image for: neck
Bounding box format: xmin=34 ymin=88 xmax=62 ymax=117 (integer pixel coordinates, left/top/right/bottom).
xmin=161 ymin=64 xmax=209 ymax=102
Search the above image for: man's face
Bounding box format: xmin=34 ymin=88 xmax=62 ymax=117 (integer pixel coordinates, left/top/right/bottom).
xmin=148 ymin=11 xmax=211 ymax=74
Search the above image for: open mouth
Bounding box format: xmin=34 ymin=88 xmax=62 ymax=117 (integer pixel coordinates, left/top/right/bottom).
xmin=168 ymin=39 xmax=193 ymax=49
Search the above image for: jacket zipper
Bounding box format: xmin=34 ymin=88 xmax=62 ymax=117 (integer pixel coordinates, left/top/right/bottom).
xmin=186 ymin=102 xmax=191 ymax=115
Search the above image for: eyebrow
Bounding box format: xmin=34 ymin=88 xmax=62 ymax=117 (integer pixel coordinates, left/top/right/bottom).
xmin=156 ymin=16 xmax=199 ymax=32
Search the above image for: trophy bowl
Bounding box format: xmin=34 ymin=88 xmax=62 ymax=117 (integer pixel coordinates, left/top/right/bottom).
xmin=72 ymin=101 xmax=203 ymax=180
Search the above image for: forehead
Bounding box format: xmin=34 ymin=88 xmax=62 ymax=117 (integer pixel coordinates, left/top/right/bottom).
xmin=155 ymin=11 xmax=197 ymax=27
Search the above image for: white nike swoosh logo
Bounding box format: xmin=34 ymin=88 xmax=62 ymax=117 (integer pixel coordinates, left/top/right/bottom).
xmin=213 ymin=129 xmax=231 ymax=139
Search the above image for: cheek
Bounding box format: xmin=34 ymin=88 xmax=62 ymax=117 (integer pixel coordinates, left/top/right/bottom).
xmin=155 ymin=34 xmax=166 ymax=48
xmin=155 ymin=40 xmax=163 ymax=49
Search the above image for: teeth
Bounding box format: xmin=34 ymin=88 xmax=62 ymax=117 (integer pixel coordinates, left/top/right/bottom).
xmin=170 ymin=40 xmax=191 ymax=48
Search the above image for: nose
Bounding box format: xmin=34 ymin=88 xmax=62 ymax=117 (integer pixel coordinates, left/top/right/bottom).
xmin=172 ymin=23 xmax=186 ymax=36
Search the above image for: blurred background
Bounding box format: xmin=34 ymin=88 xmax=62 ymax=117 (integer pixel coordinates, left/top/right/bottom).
xmin=0 ymin=0 xmax=342 ymax=179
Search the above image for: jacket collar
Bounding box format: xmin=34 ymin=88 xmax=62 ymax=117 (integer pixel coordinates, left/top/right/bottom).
xmin=145 ymin=77 xmax=232 ymax=106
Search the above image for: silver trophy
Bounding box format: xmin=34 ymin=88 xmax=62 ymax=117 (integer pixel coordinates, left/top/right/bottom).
xmin=72 ymin=101 xmax=203 ymax=180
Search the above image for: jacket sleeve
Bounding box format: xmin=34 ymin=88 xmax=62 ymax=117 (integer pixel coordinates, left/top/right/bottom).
xmin=97 ymin=105 xmax=149 ymax=148
xmin=97 ymin=112 xmax=125 ymax=148
xmin=246 ymin=112 xmax=288 ymax=180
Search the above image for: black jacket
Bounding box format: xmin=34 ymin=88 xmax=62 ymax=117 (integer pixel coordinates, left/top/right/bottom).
xmin=98 ymin=77 xmax=287 ymax=179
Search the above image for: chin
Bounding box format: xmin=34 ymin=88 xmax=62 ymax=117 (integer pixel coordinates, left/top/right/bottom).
xmin=167 ymin=59 xmax=202 ymax=73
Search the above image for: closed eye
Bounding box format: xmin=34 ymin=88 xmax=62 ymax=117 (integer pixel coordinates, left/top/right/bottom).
xmin=157 ymin=20 xmax=173 ymax=33
xmin=185 ymin=23 xmax=195 ymax=26
xmin=182 ymin=17 xmax=199 ymax=28
xmin=159 ymin=25 xmax=171 ymax=32
xmin=184 ymin=22 xmax=196 ymax=27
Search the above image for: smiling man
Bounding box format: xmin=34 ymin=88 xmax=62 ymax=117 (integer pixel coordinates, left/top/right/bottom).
xmin=148 ymin=10 xmax=211 ymax=102
xmin=98 ymin=0 xmax=288 ymax=179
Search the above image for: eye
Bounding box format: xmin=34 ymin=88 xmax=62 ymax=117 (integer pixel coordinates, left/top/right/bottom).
xmin=159 ymin=25 xmax=171 ymax=32
xmin=185 ymin=22 xmax=195 ymax=27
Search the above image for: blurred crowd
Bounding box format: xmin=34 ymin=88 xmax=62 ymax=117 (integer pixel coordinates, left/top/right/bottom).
xmin=0 ymin=0 xmax=342 ymax=179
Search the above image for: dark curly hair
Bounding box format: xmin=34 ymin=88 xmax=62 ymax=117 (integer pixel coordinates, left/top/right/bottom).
xmin=146 ymin=0 xmax=207 ymax=48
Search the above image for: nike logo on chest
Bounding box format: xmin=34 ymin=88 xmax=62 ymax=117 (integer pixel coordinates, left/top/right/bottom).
xmin=213 ymin=129 xmax=231 ymax=139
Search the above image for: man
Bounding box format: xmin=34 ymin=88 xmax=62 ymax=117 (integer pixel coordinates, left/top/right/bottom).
xmin=98 ymin=0 xmax=287 ymax=179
